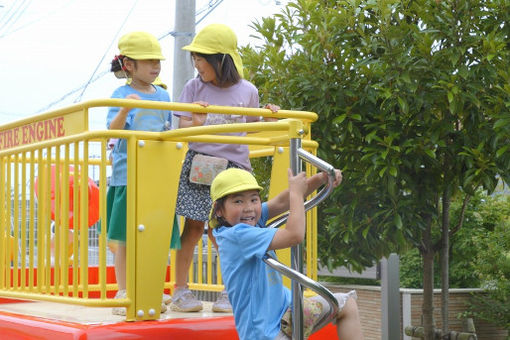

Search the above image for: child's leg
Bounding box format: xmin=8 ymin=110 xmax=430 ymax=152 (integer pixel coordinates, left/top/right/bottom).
xmin=335 ymin=297 xmax=363 ymax=340
xmin=309 ymin=292 xmax=363 ymax=340
xmin=171 ymin=218 xmax=205 ymax=312
xmin=174 ymin=218 xmax=205 ymax=288
xmin=207 ymin=227 xmax=232 ymax=313
xmin=110 ymin=243 xmax=126 ymax=290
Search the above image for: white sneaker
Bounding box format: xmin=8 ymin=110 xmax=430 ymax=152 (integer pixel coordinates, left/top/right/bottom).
xmin=170 ymin=288 xmax=203 ymax=312
xmin=162 ymin=293 xmax=172 ymax=305
xmin=112 ymin=289 xmax=126 ymax=316
xmin=212 ymin=290 xmax=232 ymax=313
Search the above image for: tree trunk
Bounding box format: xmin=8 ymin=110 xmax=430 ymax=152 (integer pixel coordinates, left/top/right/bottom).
xmin=441 ymin=189 xmax=451 ymax=338
xmin=422 ymin=219 xmax=435 ymax=340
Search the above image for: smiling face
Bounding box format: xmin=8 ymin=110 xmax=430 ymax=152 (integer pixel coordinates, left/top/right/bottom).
xmin=125 ymin=58 xmax=161 ymax=85
xmin=217 ymin=190 xmax=261 ymax=227
xmin=192 ymin=54 xmax=218 ymax=85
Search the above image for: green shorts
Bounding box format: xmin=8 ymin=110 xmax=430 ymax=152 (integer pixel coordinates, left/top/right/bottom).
xmin=103 ymin=186 xmax=181 ymax=248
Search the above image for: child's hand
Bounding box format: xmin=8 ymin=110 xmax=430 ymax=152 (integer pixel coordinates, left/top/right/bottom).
xmin=191 ymin=101 xmax=208 ymax=126
xmin=332 ymin=169 xmax=343 ymax=187
xmin=264 ymin=103 xmax=279 ymax=112
xmin=288 ymin=169 xmax=308 ymax=198
xmin=193 ymin=101 xmax=209 ymax=107
xmin=317 ymin=169 xmax=343 ymax=188
xmin=191 ymin=112 xmax=207 ymax=126
xmin=125 ymin=94 xmax=141 ymax=100
xmin=263 ymin=103 xmax=279 ymax=122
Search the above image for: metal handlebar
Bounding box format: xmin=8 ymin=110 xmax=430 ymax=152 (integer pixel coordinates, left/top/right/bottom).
xmin=266 ymin=148 xmax=336 ymax=230
xmin=264 ymin=148 xmax=339 ymax=334
xmin=263 ymin=254 xmax=339 ymax=333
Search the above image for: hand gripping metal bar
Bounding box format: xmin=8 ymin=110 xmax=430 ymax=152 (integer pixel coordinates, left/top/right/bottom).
xmin=266 ymin=148 xmax=336 ymax=230
xmin=264 ymin=148 xmax=339 ymax=334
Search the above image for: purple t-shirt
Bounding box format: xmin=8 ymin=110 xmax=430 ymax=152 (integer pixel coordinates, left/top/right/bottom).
xmin=173 ymin=77 xmax=260 ymax=170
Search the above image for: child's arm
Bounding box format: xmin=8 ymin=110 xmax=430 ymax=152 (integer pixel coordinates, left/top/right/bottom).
xmin=267 ymin=169 xmax=342 ymax=218
xmin=179 ymin=101 xmax=208 ymax=128
xmin=261 ymin=103 xmax=279 ymax=122
xmin=108 ymin=94 xmax=140 ymax=129
xmin=267 ymin=168 xmax=342 ymax=250
xmin=267 ymin=169 xmax=307 ymax=250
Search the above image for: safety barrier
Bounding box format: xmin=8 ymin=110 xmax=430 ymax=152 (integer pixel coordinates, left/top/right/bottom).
xmin=0 ymin=99 xmax=319 ymax=321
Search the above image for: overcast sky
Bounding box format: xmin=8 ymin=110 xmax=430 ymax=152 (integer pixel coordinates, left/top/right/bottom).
xmin=0 ymin=0 xmax=287 ymax=129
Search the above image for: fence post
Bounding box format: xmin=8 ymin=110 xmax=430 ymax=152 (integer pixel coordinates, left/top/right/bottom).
xmin=381 ymin=253 xmax=401 ymax=340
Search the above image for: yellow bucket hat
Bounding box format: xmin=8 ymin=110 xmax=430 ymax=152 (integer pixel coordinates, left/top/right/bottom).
xmin=209 ymin=168 xmax=262 ymax=228
xmin=118 ymin=31 xmax=165 ymax=60
xmin=183 ymin=24 xmax=244 ymax=78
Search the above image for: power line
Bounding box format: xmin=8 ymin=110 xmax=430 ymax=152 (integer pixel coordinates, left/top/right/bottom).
xmin=0 ymin=0 xmax=75 ymax=39
xmin=37 ymin=0 xmax=226 ymax=113
xmin=0 ymin=0 xmax=31 ymax=36
xmin=74 ymin=0 xmax=140 ymax=103
xmin=196 ymin=0 xmax=223 ymax=25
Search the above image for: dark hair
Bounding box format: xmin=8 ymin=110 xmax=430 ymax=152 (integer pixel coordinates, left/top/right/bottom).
xmin=110 ymin=55 xmax=136 ymax=74
xmin=212 ymin=197 xmax=233 ymax=228
xmin=193 ymin=52 xmax=240 ymax=87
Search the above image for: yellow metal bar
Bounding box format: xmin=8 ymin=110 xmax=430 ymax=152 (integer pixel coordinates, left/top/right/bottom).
xmin=44 ymin=147 xmax=51 ymax=293
xmin=0 ymin=121 xmax=316 ymax=158
xmin=28 ymin=150 xmax=35 ymax=290
xmin=188 ymin=283 xmax=224 ymax=292
xmin=0 ymin=156 xmax=5 ymax=289
xmin=99 ymin=139 xmax=107 ymax=299
xmin=54 ymin=146 xmax=61 ymax=296
xmin=6 ymin=157 xmax=12 ymax=289
xmin=206 ymin=240 xmax=212 ymax=285
xmin=20 ymin=152 xmax=27 ymax=290
xmin=36 ymin=152 xmax=43 ymax=293
xmin=62 ymin=144 xmax=70 ymax=296
xmin=13 ymin=154 xmax=19 ymax=289
xmin=80 ymin=141 xmax=89 ymax=298
xmin=216 ymin=253 xmax=223 ymax=286
xmin=72 ymin=143 xmax=79 ymax=296
xmin=125 ymin=136 xmax=136 ymax=320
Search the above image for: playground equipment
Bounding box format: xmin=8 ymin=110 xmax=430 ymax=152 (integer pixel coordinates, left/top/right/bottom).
xmin=0 ymin=99 xmax=339 ymax=339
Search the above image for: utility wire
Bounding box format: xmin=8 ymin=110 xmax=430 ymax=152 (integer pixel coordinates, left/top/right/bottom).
xmin=0 ymin=0 xmax=31 ymax=36
xmin=0 ymin=0 xmax=75 ymax=39
xmin=38 ymin=0 xmax=226 ymax=113
xmin=74 ymin=0 xmax=140 ymax=103
xmin=196 ymin=0 xmax=223 ymax=25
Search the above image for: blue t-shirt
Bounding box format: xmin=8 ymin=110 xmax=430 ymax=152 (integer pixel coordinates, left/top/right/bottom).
xmin=106 ymin=85 xmax=171 ymax=186
xmin=213 ymin=203 xmax=291 ymax=340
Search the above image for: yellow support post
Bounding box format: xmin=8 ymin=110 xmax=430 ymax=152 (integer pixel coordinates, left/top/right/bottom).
xmin=268 ymin=146 xmax=292 ymax=288
xmin=133 ymin=140 xmax=185 ymax=320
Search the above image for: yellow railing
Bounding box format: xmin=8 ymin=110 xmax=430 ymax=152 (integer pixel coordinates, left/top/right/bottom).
xmin=0 ymin=99 xmax=319 ymax=321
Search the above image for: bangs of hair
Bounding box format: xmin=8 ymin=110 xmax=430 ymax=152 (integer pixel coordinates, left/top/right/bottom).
xmin=194 ymin=52 xmax=240 ymax=87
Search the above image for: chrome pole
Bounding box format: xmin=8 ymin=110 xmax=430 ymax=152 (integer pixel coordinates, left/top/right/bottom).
xmin=290 ymin=137 xmax=304 ymax=340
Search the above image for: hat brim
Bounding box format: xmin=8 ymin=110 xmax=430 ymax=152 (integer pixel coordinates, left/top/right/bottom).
xmin=182 ymin=44 xmax=217 ymax=54
xmin=182 ymin=45 xmax=244 ymax=78
xmin=128 ymin=54 xmax=165 ymax=60
xmin=209 ymin=184 xmax=262 ymax=228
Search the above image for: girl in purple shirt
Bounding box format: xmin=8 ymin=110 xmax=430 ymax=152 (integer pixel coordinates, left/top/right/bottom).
xmin=171 ymin=23 xmax=278 ymax=313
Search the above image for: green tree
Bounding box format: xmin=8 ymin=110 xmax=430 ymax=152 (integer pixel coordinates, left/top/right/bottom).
xmin=242 ymin=0 xmax=510 ymax=338
xmin=467 ymin=195 xmax=510 ymax=331
xmin=400 ymin=192 xmax=510 ymax=290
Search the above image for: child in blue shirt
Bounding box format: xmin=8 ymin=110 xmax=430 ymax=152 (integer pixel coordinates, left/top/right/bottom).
xmin=209 ymin=168 xmax=364 ymax=340
xmin=106 ymin=31 xmax=173 ymax=316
